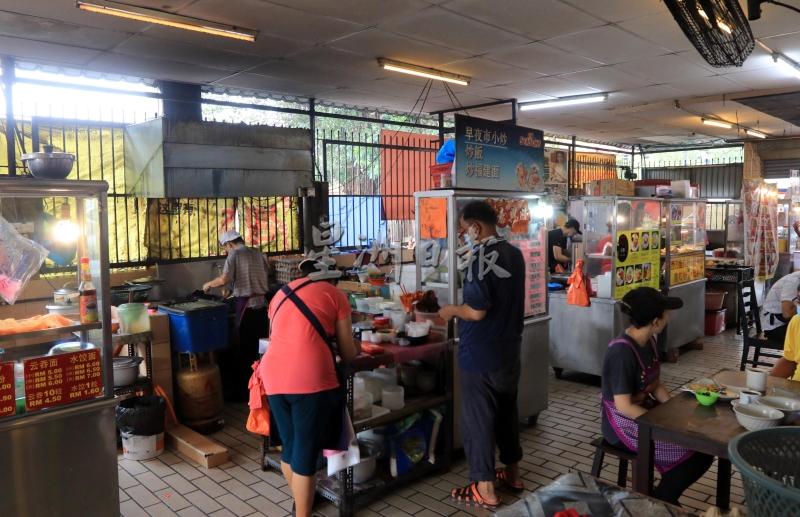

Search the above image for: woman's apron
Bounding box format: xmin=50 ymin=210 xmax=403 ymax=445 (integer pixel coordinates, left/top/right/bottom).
xmin=601 ymin=337 xmax=694 ymax=473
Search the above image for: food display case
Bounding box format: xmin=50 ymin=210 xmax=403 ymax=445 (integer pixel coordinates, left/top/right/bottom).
xmin=706 ymin=200 xmax=744 ymax=264
xmin=550 ymin=197 xmax=661 ymax=377
xmin=414 ymin=189 xmax=550 ymax=426
xmin=661 ymin=199 xmax=707 ymax=353
xmin=0 ymin=178 xmax=117 ymax=517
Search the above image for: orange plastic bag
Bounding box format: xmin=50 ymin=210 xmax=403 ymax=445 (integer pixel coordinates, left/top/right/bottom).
xmin=567 ymin=259 xmax=591 ymax=307
xmin=246 ymin=360 xmax=270 ymax=436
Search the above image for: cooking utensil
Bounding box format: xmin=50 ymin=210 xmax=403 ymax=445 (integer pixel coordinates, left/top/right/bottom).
xmin=53 ymin=282 xmax=80 ymax=305
xmin=110 ymin=284 xmax=151 ymax=306
xmin=113 ymin=356 xmax=143 ymax=387
xmin=21 ymin=145 xmax=75 ymax=179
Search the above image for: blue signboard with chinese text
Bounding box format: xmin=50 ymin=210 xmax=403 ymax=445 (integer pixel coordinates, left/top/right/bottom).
xmin=454 ymin=114 xmax=545 ymax=192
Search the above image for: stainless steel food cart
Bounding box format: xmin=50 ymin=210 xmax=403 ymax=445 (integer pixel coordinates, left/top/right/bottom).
xmin=414 ymin=189 xmax=551 ymax=428
xmin=0 ymin=178 xmax=117 ymax=517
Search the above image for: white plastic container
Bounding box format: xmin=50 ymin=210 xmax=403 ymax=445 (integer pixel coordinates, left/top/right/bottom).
xmin=121 ymin=432 xmax=164 ymax=460
xmin=385 ymin=309 xmax=409 ymax=330
xmin=355 ymin=371 xmax=383 ymax=402
xmin=117 ymin=303 xmax=150 ymax=334
xmin=372 ymin=367 xmax=397 ymax=386
xmin=382 ymin=385 xmax=404 ymax=410
xmin=353 ymin=391 xmax=373 ymax=421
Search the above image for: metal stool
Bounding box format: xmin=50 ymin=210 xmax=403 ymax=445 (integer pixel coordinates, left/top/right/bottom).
xmin=590 ymin=437 xmax=637 ymax=488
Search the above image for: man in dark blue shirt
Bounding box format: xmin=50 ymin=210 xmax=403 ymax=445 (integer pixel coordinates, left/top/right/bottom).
xmin=439 ymin=200 xmax=526 ymax=509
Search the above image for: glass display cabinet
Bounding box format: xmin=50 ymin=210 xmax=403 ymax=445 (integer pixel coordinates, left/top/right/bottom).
xmin=414 ymin=189 xmax=550 ymax=425
xmin=0 ymin=178 xmax=117 ymax=517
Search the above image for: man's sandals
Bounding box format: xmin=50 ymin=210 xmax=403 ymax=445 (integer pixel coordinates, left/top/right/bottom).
xmin=450 ymin=483 xmax=500 ymax=509
xmin=495 ymin=467 xmax=524 ymax=493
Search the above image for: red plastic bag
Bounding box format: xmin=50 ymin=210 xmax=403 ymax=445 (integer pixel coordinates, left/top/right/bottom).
xmin=246 ymin=360 xmax=270 ymax=436
xmin=567 ymin=259 xmax=591 ymax=307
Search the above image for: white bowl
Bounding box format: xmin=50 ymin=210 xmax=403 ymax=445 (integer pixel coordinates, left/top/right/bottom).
xmin=731 ymin=400 xmax=784 ymax=431
xmin=760 ymin=396 xmax=800 ymax=424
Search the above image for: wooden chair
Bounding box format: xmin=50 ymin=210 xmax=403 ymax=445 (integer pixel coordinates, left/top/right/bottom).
xmin=590 ymin=437 xmax=636 ymax=488
xmin=738 ymin=278 xmax=783 ymax=370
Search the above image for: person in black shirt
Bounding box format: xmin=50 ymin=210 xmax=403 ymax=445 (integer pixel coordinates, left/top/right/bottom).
xmin=439 ymin=200 xmax=526 ymax=510
xmin=547 ymin=218 xmax=581 ymax=273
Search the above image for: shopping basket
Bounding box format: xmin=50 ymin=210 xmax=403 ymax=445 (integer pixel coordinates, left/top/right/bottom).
xmin=728 ymin=427 xmax=800 ymax=517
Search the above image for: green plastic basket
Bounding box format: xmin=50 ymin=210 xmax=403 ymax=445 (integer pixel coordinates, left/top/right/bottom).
xmin=729 ymin=428 xmax=800 ymax=517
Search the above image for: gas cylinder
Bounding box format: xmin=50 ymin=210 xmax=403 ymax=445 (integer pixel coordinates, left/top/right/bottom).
xmin=176 ymin=353 xmax=225 ymax=434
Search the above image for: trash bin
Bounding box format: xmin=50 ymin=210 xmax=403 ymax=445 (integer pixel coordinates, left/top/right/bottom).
xmin=729 ymin=428 xmax=800 ymax=517
xmin=115 ymin=396 xmax=166 ymax=461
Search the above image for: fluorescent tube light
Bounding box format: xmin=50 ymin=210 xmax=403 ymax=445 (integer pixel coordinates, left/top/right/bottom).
xmin=773 ymin=53 xmax=800 ymax=79
xmin=746 ymin=129 xmax=767 ymax=138
xmin=519 ymin=93 xmax=608 ymax=111
xmin=76 ymin=1 xmax=257 ymax=42
xmin=378 ymin=58 xmax=470 ymax=86
xmin=701 ymin=117 xmax=733 ymax=129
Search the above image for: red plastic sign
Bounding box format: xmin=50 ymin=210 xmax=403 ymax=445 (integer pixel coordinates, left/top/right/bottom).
xmin=0 ymin=362 xmax=15 ymax=417
xmin=24 ymin=350 xmax=104 ymax=412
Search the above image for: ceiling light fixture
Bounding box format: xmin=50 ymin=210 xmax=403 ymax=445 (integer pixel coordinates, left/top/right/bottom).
xmin=76 ymin=0 xmax=258 ymax=42
xmin=378 ymin=58 xmax=470 ymax=86
xmin=746 ymin=129 xmax=767 ymax=138
xmin=773 ymin=53 xmax=800 ymax=79
xmin=701 ymin=117 xmax=733 ymax=129
xmin=519 ymin=93 xmax=608 ymax=111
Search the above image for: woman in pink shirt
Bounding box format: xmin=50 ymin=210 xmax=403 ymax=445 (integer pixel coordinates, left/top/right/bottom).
xmin=260 ymin=260 xmax=358 ymax=517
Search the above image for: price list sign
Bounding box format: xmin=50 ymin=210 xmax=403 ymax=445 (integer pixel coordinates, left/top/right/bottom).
xmin=24 ymin=350 xmax=104 ymax=412
xmin=0 ymin=362 xmax=15 ymax=417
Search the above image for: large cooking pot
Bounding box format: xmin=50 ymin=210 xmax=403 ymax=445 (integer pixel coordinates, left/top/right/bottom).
xmin=110 ymin=284 xmax=151 ymax=306
xmin=53 ymin=282 xmax=80 ymax=305
xmin=127 ymin=277 xmax=165 ymax=301
xmin=21 ymin=145 xmax=75 ymax=179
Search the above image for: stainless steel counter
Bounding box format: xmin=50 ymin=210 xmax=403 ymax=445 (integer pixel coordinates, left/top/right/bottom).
xmin=662 ymin=279 xmax=706 ymax=351
xmin=0 ymin=397 xmax=119 ymax=517
xmin=548 ymin=292 xmax=625 ymax=377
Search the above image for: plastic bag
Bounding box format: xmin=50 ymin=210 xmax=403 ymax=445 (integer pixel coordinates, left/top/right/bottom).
xmin=115 ymin=396 xmax=166 ymax=436
xmin=567 ymin=259 xmax=590 ymax=307
xmin=0 ymin=215 xmax=49 ymax=304
xmin=436 ymin=140 xmax=455 ymax=164
xmin=246 ymin=360 xmax=270 ymax=436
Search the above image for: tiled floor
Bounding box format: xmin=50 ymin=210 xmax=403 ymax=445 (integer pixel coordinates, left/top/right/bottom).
xmin=119 ymin=331 xmax=748 ymax=517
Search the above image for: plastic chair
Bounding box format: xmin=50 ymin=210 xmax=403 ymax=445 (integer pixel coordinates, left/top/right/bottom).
xmin=738 ymin=278 xmax=783 ymax=370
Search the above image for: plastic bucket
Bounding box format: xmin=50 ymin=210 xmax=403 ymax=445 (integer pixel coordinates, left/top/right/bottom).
xmin=121 ymin=431 xmax=164 ymax=461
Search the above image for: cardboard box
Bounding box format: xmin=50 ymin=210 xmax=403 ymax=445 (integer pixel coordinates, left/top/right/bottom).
xmin=166 ymin=424 xmax=228 ymax=469
xmin=585 ymin=179 xmax=635 ymax=197
xmin=149 ymin=313 xmax=170 ymax=343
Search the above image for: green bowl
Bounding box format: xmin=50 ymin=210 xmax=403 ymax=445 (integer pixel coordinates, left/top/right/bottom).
xmin=695 ymin=390 xmax=719 ymax=406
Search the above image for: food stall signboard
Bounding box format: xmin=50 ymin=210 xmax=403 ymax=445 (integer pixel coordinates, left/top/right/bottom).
xmin=0 ymin=362 xmax=15 ymax=417
xmin=24 ymin=349 xmax=104 ymax=412
xmin=454 ymin=114 xmax=545 ymax=192
xmin=614 ymin=230 xmax=660 ymax=299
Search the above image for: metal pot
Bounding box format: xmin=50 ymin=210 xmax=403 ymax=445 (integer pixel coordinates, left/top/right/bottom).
xmin=53 ymin=282 xmax=79 ymax=305
xmin=113 ymin=356 xmax=143 ymax=387
xmin=127 ymin=278 xmax=165 ymax=301
xmin=21 ymin=145 xmax=75 ymax=179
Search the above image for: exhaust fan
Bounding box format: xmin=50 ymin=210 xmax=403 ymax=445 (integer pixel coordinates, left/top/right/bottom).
xmin=664 ymin=0 xmax=754 ymax=67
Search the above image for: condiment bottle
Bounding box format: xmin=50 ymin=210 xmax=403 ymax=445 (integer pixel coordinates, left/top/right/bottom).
xmin=79 ymin=257 xmax=98 ymax=323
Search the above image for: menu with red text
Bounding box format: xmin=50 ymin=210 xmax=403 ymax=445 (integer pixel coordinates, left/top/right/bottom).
xmin=24 ymin=350 xmax=104 ymax=412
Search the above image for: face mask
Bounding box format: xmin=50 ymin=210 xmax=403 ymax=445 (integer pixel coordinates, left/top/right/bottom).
xmin=465 ymin=225 xmax=480 ymax=245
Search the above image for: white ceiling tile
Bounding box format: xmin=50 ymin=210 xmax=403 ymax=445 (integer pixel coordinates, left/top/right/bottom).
xmin=719 ymin=67 xmax=800 ymax=90
xmin=760 ymin=32 xmax=800 ymax=58
xmin=0 ymin=0 xmax=152 ymax=31
xmin=680 ymin=48 xmax=777 ymax=75
xmin=0 ymin=35 xmax=101 ymax=66
xmin=181 ymin=0 xmax=366 ymax=44
xmin=86 ymin=52 xmax=231 ymax=83
xmin=440 ymin=57 xmax=542 ymax=85
xmin=560 ymin=0 xmax=667 ymax=23
xmin=139 ymin=25 xmax=307 ymax=59
xmin=266 ymin=0 xmax=430 ymax=25
xmin=666 ymin=75 xmax=748 ymax=97
xmin=441 ymin=0 xmax=603 ymax=40
xmin=328 ymin=28 xmax=470 ymax=66
xmin=749 ymin=6 xmax=800 ymax=39
xmin=380 ymin=6 xmax=530 ymax=54
xmin=559 ymin=66 xmax=651 ymax=92
xmin=486 ymin=43 xmax=602 ymax=76
xmin=546 ymin=25 xmax=670 ymax=65
xmin=0 ymin=11 xmax=131 ymax=51
xmin=618 ymin=11 xmax=695 ymax=52
xmin=474 ymin=85 xmax=551 ymax=101
xmin=616 ymin=54 xmax=713 ymax=84
xmin=518 ymin=76 xmax=602 ymax=97
xmin=113 ymin=36 xmax=265 ymax=72
xmin=614 ymin=84 xmax=686 ymax=104
xmin=248 ymin=47 xmax=386 ymax=88
xmin=215 ymin=72 xmax=331 ymax=97
xmin=315 ymin=88 xmax=410 ymax=110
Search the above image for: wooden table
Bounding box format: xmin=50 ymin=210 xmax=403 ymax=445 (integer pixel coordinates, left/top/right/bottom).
xmin=634 ymin=369 xmax=800 ymax=509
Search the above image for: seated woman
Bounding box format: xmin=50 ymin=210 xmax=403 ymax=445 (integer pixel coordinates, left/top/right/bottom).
xmin=601 ymin=287 xmax=713 ymax=506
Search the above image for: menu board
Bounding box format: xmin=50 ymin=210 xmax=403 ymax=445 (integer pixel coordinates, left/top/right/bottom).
xmin=24 ymin=349 xmax=103 ymax=412
xmin=614 ymin=230 xmax=660 ymax=299
xmin=454 ymin=114 xmax=545 ymax=192
xmin=514 ymin=229 xmax=547 ymax=317
xmin=0 ymin=362 xmax=15 ymax=418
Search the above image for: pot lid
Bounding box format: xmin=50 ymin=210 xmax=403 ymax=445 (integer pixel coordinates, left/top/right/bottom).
xmin=113 ymin=356 xmax=143 ymax=368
